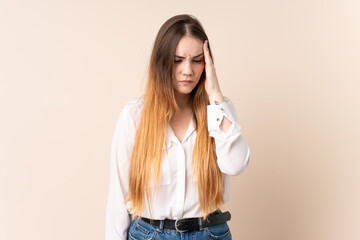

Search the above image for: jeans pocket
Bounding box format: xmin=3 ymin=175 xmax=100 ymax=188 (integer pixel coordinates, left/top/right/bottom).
xmin=128 ymin=220 xmax=157 ymax=240
xmin=205 ymin=222 xmax=232 ymax=239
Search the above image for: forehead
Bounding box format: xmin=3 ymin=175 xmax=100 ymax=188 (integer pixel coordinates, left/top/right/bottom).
xmin=175 ymin=35 xmax=203 ymax=56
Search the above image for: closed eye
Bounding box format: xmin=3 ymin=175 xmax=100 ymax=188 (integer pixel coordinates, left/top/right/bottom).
xmin=174 ymin=59 xmax=203 ymax=63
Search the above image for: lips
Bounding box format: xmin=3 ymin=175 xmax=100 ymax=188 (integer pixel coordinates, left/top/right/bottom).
xmin=179 ymin=80 xmax=193 ymax=85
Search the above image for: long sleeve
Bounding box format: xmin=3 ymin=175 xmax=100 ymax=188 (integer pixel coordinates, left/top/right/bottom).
xmin=207 ymin=96 xmax=250 ymax=176
xmin=105 ymin=105 xmax=135 ymax=240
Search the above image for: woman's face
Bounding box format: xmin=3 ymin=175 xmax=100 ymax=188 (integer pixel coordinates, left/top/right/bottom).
xmin=172 ymin=35 xmax=205 ymax=95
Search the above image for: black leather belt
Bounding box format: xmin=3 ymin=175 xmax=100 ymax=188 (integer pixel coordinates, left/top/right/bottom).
xmin=140 ymin=210 xmax=231 ymax=233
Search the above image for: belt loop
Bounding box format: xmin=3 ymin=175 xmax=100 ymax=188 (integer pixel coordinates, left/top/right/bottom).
xmin=198 ymin=217 xmax=204 ymax=230
xmin=159 ymin=219 xmax=164 ymax=231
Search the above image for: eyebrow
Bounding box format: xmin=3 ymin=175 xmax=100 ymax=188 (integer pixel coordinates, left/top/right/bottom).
xmin=174 ymin=53 xmax=204 ymax=59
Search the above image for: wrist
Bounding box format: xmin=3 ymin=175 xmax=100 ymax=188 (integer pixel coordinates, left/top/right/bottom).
xmin=208 ymin=91 xmax=224 ymax=105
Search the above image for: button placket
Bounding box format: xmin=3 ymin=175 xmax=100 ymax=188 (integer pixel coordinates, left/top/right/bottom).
xmin=175 ymin=145 xmax=186 ymax=218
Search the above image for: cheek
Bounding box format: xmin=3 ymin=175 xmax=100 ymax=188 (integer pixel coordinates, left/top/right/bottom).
xmin=196 ymin=64 xmax=205 ymax=76
xmin=172 ymin=66 xmax=179 ymax=77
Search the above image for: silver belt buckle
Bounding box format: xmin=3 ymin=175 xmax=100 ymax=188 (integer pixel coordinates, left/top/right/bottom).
xmin=175 ymin=219 xmax=187 ymax=233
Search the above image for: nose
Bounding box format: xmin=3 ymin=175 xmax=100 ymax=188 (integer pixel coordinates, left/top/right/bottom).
xmin=182 ymin=60 xmax=193 ymax=76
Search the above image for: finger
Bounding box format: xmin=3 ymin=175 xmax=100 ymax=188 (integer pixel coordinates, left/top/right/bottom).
xmin=203 ymin=40 xmax=211 ymax=64
xmin=203 ymin=40 xmax=213 ymax=65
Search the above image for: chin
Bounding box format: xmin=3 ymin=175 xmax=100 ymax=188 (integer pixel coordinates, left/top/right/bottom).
xmin=175 ymin=87 xmax=195 ymax=95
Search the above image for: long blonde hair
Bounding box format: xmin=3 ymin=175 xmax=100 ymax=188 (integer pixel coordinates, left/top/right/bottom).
xmin=125 ymin=14 xmax=224 ymax=220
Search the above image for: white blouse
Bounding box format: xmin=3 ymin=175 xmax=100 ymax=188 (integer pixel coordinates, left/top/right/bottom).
xmin=105 ymin=95 xmax=250 ymax=240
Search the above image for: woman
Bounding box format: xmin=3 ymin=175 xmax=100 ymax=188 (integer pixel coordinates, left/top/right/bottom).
xmin=105 ymin=14 xmax=250 ymax=240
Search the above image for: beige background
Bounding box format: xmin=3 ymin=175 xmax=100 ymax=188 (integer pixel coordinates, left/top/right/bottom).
xmin=1 ymin=0 xmax=359 ymax=239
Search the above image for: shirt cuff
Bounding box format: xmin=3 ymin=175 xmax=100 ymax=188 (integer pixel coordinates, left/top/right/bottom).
xmin=207 ymin=100 xmax=239 ymax=135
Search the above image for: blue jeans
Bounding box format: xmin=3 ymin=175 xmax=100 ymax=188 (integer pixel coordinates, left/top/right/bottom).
xmin=127 ymin=218 xmax=232 ymax=240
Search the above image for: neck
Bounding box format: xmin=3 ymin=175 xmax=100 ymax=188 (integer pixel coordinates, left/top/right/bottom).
xmin=174 ymin=91 xmax=192 ymax=109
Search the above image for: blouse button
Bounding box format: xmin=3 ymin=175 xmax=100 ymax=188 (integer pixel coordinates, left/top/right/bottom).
xmin=216 ymin=118 xmax=220 ymax=121
xmin=220 ymin=108 xmax=224 ymax=111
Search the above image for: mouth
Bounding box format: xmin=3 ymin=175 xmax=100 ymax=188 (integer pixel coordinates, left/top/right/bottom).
xmin=179 ymin=80 xmax=193 ymax=85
